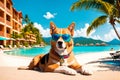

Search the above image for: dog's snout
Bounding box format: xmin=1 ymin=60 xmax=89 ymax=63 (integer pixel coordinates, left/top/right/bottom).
xmin=58 ymin=41 xmax=63 ymax=45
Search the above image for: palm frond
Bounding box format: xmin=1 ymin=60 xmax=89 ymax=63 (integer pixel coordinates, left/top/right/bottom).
xmin=71 ymin=0 xmax=115 ymax=15
xmin=103 ymin=0 xmax=115 ymax=5
xmin=87 ymin=15 xmax=108 ymax=35
xmin=71 ymin=0 xmax=81 ymax=11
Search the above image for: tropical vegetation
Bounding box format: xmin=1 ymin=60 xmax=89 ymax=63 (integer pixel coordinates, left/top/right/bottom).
xmin=71 ymin=0 xmax=120 ymax=39
xmin=22 ymin=15 xmax=44 ymax=44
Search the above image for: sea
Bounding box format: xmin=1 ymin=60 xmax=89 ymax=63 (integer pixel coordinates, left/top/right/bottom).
xmin=4 ymin=45 xmax=120 ymax=57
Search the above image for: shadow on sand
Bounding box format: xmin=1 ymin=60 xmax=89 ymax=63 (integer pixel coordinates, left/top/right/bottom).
xmin=86 ymin=57 xmax=120 ymax=71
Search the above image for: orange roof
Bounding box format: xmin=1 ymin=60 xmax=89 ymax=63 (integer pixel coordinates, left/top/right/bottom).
xmin=18 ymin=11 xmax=22 ymax=18
xmin=13 ymin=8 xmax=22 ymax=18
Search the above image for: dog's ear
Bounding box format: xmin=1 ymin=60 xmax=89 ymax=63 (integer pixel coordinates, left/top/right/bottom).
xmin=50 ymin=22 xmax=57 ymax=34
xmin=68 ymin=22 xmax=75 ymax=36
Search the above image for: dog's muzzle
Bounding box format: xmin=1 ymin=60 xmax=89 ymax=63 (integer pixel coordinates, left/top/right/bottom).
xmin=57 ymin=41 xmax=63 ymax=48
xmin=57 ymin=41 xmax=66 ymax=50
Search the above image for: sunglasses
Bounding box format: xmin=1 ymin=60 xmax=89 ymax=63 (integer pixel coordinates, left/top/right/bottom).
xmin=52 ymin=34 xmax=71 ymax=42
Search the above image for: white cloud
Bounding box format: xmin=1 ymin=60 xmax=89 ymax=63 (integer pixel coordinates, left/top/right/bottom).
xmin=43 ymin=12 xmax=57 ymax=19
xmin=102 ymin=27 xmax=120 ymax=42
xmin=74 ymin=23 xmax=120 ymax=42
xmin=74 ymin=23 xmax=96 ymax=38
xmin=91 ymin=35 xmax=101 ymax=40
xmin=34 ymin=23 xmax=50 ymax=37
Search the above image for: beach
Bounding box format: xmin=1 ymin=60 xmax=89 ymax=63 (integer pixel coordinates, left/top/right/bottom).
xmin=0 ymin=51 xmax=120 ymax=80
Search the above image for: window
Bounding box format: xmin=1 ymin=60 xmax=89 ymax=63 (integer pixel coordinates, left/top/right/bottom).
xmin=6 ymin=14 xmax=10 ymax=21
xmin=0 ymin=24 xmax=3 ymax=31
xmin=6 ymin=28 xmax=10 ymax=33
xmin=6 ymin=2 xmax=10 ymax=9
xmin=0 ymin=9 xmax=4 ymax=17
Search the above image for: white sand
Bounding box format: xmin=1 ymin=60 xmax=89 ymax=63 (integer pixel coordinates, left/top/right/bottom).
xmin=76 ymin=51 xmax=111 ymax=64
xmin=0 ymin=50 xmax=120 ymax=80
xmin=0 ymin=52 xmax=32 ymax=67
xmin=0 ymin=50 xmax=113 ymax=70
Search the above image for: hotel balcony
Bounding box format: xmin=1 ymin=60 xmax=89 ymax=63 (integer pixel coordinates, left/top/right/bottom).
xmin=6 ymin=14 xmax=11 ymax=26
xmin=0 ymin=0 xmax=5 ymax=9
xmin=13 ymin=8 xmax=19 ymax=21
xmin=6 ymin=7 xmax=11 ymax=14
xmin=0 ymin=9 xmax=4 ymax=23
xmin=6 ymin=33 xmax=10 ymax=38
xmin=0 ymin=31 xmax=4 ymax=36
xmin=6 ymin=20 xmax=11 ymax=26
xmin=15 ymin=27 xmax=18 ymax=31
xmin=0 ymin=24 xmax=4 ymax=36
xmin=6 ymin=27 xmax=11 ymax=38
xmin=13 ymin=15 xmax=18 ymax=21
xmin=6 ymin=0 xmax=12 ymax=14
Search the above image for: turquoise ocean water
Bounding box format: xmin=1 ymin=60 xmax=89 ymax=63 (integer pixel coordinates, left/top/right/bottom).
xmin=4 ymin=45 xmax=120 ymax=57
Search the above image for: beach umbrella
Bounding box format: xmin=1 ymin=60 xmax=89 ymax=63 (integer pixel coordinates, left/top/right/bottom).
xmin=10 ymin=38 xmax=15 ymax=41
xmin=0 ymin=36 xmax=10 ymax=40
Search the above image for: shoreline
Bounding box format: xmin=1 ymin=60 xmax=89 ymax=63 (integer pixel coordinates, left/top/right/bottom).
xmin=0 ymin=51 xmax=120 ymax=80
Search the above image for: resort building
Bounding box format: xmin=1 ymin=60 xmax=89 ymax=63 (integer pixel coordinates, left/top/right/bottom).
xmin=25 ymin=33 xmax=36 ymax=44
xmin=0 ymin=0 xmax=22 ymax=46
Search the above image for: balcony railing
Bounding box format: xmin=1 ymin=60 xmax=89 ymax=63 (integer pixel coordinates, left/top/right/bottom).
xmin=0 ymin=16 xmax=4 ymax=23
xmin=6 ymin=7 xmax=12 ymax=14
xmin=13 ymin=16 xmax=17 ymax=20
xmin=6 ymin=33 xmax=11 ymax=38
xmin=13 ymin=14 xmax=18 ymax=20
xmin=15 ymin=27 xmax=18 ymax=30
xmin=0 ymin=31 xmax=4 ymax=36
xmin=6 ymin=20 xmax=11 ymax=26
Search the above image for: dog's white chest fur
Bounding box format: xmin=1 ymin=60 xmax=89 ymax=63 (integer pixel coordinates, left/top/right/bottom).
xmin=60 ymin=59 xmax=68 ymax=66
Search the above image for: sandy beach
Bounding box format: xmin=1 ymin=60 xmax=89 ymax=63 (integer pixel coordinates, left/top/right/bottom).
xmin=0 ymin=51 xmax=120 ymax=80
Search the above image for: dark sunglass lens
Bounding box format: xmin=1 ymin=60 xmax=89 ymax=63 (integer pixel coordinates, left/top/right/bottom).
xmin=62 ymin=34 xmax=71 ymax=42
xmin=52 ymin=34 xmax=60 ymax=41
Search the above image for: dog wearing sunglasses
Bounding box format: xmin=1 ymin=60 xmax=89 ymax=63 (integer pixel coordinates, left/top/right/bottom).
xmin=18 ymin=22 xmax=92 ymax=75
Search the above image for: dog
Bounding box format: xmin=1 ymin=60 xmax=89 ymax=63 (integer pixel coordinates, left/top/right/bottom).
xmin=18 ymin=22 xmax=92 ymax=75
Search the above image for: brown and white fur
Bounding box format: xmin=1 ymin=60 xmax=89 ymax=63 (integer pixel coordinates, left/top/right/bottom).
xmin=18 ymin=22 xmax=93 ymax=75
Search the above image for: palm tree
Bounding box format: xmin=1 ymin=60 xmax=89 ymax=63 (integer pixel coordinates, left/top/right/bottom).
xmin=71 ymin=0 xmax=120 ymax=39
xmin=22 ymin=15 xmax=44 ymax=44
xmin=22 ymin=14 xmax=30 ymax=24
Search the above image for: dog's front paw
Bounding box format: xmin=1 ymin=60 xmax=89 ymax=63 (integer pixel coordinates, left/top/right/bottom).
xmin=64 ymin=67 xmax=77 ymax=75
xmin=80 ymin=67 xmax=93 ymax=75
xmin=54 ymin=66 xmax=77 ymax=75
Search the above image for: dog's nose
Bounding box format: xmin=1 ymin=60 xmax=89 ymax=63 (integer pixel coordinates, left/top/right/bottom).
xmin=58 ymin=41 xmax=63 ymax=45
xmin=57 ymin=41 xmax=63 ymax=48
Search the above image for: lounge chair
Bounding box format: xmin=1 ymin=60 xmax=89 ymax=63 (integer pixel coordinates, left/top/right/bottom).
xmin=14 ymin=45 xmax=17 ymax=48
xmin=0 ymin=45 xmax=4 ymax=49
xmin=0 ymin=45 xmax=10 ymax=50
xmin=8 ymin=45 xmax=12 ymax=49
xmin=110 ymin=51 xmax=120 ymax=60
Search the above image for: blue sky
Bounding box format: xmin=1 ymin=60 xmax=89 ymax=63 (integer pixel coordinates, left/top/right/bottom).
xmin=12 ymin=0 xmax=120 ymax=41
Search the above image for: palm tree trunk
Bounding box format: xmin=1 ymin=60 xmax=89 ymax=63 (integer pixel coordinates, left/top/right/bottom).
xmin=116 ymin=0 xmax=120 ymax=18
xmin=112 ymin=24 xmax=120 ymax=40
